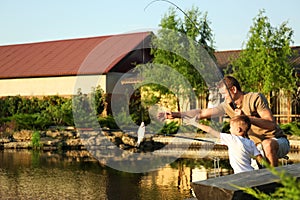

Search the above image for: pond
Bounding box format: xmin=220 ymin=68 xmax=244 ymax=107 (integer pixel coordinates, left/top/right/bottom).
xmin=0 ymin=149 xmax=234 ymax=200
xmin=1 ymin=147 xmax=300 ymax=200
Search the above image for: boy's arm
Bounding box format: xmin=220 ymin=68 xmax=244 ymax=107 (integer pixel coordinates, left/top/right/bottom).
xmin=184 ymin=117 xmax=220 ymax=138
xmin=196 ymin=123 xmax=220 ymax=138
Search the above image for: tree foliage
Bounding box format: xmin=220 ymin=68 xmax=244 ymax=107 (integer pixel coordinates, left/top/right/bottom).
xmin=152 ymin=7 xmax=215 ymax=95
xmin=229 ymin=10 xmax=296 ymax=96
xmin=134 ymin=7 xmax=216 ymax=116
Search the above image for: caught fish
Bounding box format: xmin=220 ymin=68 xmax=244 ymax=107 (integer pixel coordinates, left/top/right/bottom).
xmin=136 ymin=122 xmax=145 ymax=147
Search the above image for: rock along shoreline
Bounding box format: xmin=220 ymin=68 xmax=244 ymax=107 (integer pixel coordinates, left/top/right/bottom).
xmin=1 ymin=128 xmax=300 ymax=153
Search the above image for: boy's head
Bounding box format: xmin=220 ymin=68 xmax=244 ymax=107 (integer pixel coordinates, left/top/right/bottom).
xmin=229 ymin=115 xmax=251 ymax=136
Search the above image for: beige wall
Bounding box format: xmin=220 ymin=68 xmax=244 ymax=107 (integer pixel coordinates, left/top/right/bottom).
xmin=0 ymin=75 xmax=107 ymax=97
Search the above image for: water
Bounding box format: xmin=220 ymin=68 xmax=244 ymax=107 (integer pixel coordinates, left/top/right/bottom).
xmin=0 ymin=149 xmax=232 ymax=200
xmin=2 ymin=149 xmax=298 ymax=200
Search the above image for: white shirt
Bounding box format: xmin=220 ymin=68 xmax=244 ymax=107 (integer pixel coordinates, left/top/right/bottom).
xmin=220 ymin=133 xmax=261 ymax=174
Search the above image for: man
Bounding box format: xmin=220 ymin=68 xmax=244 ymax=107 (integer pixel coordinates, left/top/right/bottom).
xmin=159 ymin=76 xmax=290 ymax=166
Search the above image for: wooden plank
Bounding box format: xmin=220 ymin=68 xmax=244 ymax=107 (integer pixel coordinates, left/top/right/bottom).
xmin=191 ymin=163 xmax=300 ymax=200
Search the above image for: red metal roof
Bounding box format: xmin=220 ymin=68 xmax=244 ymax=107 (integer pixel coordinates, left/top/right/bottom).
xmin=1 ymin=32 xmax=298 ymax=79
xmin=214 ymin=50 xmax=240 ymax=69
xmin=0 ymin=32 xmax=152 ymax=79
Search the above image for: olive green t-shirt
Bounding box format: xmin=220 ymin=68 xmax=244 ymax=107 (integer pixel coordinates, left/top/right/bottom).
xmin=216 ymin=92 xmax=285 ymax=144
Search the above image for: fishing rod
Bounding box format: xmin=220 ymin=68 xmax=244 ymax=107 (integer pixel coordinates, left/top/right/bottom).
xmin=156 ymin=116 xmax=216 ymax=144
xmin=144 ymin=0 xmax=237 ymax=110
xmin=162 ymin=133 xmax=215 ymax=144
xmin=135 ymin=128 xmax=215 ymax=144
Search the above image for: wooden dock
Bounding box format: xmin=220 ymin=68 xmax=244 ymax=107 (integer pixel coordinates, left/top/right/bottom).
xmin=191 ymin=163 xmax=300 ymax=200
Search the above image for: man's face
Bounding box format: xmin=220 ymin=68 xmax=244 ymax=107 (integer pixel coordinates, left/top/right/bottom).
xmin=218 ymin=85 xmax=234 ymax=103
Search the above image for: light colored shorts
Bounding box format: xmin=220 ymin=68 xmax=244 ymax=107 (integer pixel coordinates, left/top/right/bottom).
xmin=273 ymin=137 xmax=290 ymax=158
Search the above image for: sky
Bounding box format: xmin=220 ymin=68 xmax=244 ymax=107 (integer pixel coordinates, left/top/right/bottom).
xmin=0 ymin=0 xmax=299 ymax=50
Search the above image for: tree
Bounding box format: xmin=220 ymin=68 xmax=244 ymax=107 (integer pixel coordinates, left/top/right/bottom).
xmin=153 ymin=7 xmax=215 ymax=93
xmin=229 ymin=10 xmax=296 ymax=97
xmin=135 ymin=7 xmax=216 ymax=113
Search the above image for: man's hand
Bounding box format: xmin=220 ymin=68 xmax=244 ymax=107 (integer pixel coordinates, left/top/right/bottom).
xmin=157 ymin=111 xmax=173 ymax=121
xmin=234 ymin=108 xmax=244 ymax=116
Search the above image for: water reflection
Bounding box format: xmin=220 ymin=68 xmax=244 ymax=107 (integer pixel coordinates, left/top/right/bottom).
xmin=0 ymin=150 xmax=230 ymax=200
xmin=0 ymin=149 xmax=299 ymax=200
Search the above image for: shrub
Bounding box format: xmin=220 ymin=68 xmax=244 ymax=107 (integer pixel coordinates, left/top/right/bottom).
xmin=0 ymin=95 xmax=75 ymax=131
xmin=280 ymin=121 xmax=300 ymax=136
xmin=159 ymin=121 xmax=179 ymax=135
xmin=98 ymin=115 xmax=118 ymax=129
xmin=31 ymin=131 xmax=41 ymax=149
xmin=11 ymin=113 xmax=51 ymax=130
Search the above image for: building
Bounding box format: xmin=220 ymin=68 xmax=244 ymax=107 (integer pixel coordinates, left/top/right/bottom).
xmin=0 ymin=32 xmax=153 ymax=97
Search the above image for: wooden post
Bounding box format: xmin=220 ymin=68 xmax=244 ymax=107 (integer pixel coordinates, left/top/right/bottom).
xmin=192 ymin=163 xmax=300 ymax=200
xmin=288 ymin=91 xmax=291 ymax=123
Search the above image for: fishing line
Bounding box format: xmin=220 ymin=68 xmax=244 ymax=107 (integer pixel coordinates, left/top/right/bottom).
xmin=145 ymin=0 xmax=208 ymax=49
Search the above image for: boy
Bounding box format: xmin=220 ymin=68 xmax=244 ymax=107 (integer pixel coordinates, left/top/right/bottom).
xmin=186 ymin=115 xmax=263 ymax=174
